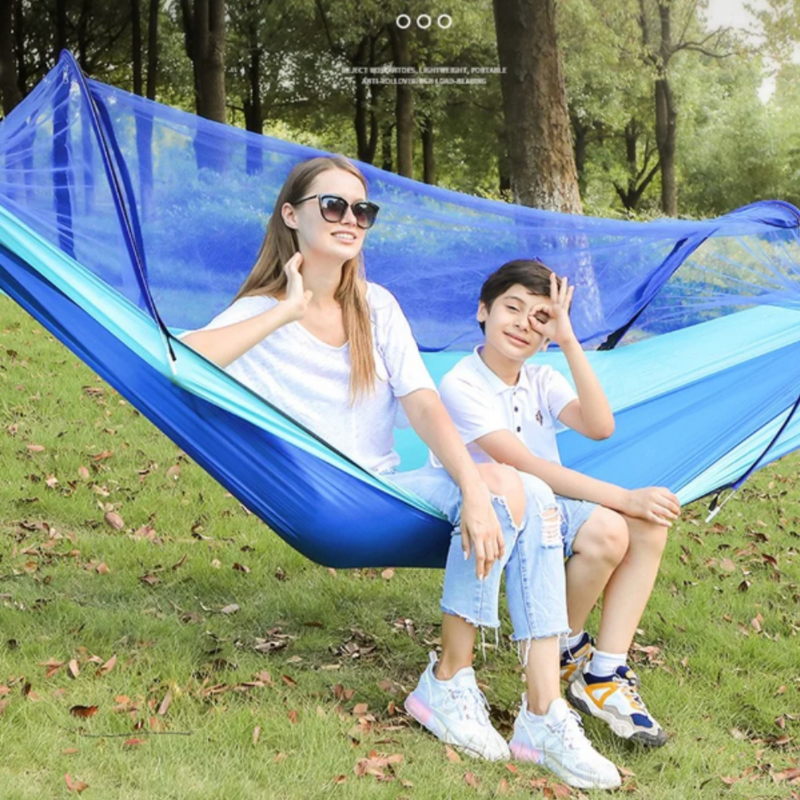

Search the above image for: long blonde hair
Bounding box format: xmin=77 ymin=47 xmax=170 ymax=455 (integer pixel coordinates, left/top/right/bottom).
xmin=233 ymin=155 xmax=376 ymax=403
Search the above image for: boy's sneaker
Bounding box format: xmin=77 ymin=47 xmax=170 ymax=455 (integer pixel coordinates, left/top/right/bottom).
xmin=509 ymin=695 xmax=621 ymax=790
xmin=566 ymin=665 xmax=667 ymax=747
xmin=560 ymin=632 xmax=594 ymax=685
xmin=404 ymin=652 xmax=510 ymax=761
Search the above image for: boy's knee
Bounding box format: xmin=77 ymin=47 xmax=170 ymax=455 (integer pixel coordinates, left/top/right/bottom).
xmin=518 ymin=471 xmax=557 ymax=508
xmin=475 ymin=463 xmax=526 ymax=528
xmin=576 ymin=508 xmax=628 ymax=566
xmin=629 ymin=517 xmax=669 ymax=556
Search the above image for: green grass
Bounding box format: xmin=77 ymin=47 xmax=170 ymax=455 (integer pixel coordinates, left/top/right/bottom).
xmin=1 ymin=295 xmax=800 ymax=799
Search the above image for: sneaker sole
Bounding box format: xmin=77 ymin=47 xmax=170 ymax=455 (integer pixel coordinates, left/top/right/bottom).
xmin=510 ymin=739 xmax=620 ymax=790
xmin=566 ymin=685 xmax=668 ymax=748
xmin=403 ymin=693 xmax=510 ymax=761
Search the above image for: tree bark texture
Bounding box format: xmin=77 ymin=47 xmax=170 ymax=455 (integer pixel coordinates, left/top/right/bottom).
xmin=492 ymin=0 xmax=582 ymax=212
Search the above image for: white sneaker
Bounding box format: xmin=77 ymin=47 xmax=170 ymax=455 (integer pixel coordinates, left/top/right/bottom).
xmin=509 ymin=695 xmax=621 ymax=789
xmin=404 ymin=651 xmax=510 ymax=761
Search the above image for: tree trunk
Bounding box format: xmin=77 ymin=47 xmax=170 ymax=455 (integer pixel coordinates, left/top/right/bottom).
xmin=571 ymin=114 xmax=587 ymax=196
xmin=492 ymin=0 xmax=582 ymax=212
xmin=389 ymin=25 xmax=413 ymax=178
xmin=0 ymin=0 xmax=23 ymax=116
xmin=243 ymin=27 xmax=263 ymax=175
xmin=132 ymin=0 xmax=143 ymax=95
xmin=421 ymin=114 xmax=435 ymax=185
xmin=181 ymin=0 xmax=227 ymax=123
xmin=381 ymin=123 xmax=394 ymax=172
xmin=654 ymin=1 xmax=677 ymax=215
xmin=146 ymin=0 xmax=159 ymax=99
xmin=655 ymin=77 xmax=677 ymax=215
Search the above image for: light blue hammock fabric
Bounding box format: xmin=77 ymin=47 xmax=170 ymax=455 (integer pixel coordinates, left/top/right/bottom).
xmin=1 ymin=51 xmax=799 ymax=568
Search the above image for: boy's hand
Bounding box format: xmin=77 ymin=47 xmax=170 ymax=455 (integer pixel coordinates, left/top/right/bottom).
xmin=624 ymin=487 xmax=681 ymax=527
xmin=529 ymin=272 xmax=577 ymax=347
xmin=460 ymin=483 xmax=505 ymax=580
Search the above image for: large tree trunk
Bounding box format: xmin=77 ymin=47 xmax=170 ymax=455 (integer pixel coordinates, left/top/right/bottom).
xmin=0 ymin=0 xmax=23 ymax=116
xmin=180 ymin=0 xmax=227 ymax=123
xmin=388 ymin=25 xmax=413 ymax=178
xmin=492 ymin=0 xmax=582 ymax=212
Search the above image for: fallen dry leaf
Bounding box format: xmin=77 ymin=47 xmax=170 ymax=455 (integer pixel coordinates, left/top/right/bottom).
xmin=68 ymin=659 xmax=80 ymax=679
xmin=157 ymin=689 xmax=172 ymax=716
xmin=252 ymin=726 xmax=261 ymax=745
xmin=123 ymin=738 xmax=146 ymax=747
xmin=445 ymin=745 xmax=461 ymax=763
xmin=69 ymin=705 xmax=98 ymax=718
xmin=64 ymin=773 xmax=88 ymax=793
xmin=96 ymin=654 xmax=116 ymax=677
xmin=104 ymin=512 xmax=124 ymax=531
xmin=288 ymin=709 xmax=299 ymax=724
xmin=464 ymin=771 xmax=480 ymax=788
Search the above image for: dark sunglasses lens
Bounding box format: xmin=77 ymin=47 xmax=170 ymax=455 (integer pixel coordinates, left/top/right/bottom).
xmin=319 ymin=195 xmax=348 ymax=222
xmin=353 ymin=202 xmax=379 ymax=229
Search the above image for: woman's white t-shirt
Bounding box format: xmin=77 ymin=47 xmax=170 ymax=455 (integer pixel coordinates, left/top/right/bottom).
xmin=177 ymin=282 xmax=436 ymax=474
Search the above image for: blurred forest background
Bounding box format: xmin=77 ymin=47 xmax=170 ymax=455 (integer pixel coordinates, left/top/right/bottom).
xmin=2 ymin=0 xmax=800 ymax=219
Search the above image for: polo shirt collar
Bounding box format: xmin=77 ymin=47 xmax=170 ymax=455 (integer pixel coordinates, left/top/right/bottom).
xmin=471 ymin=346 xmax=533 ymax=396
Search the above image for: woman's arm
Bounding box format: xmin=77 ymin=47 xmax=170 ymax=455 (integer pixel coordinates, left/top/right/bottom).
xmin=476 ymin=429 xmax=680 ymax=526
xmin=179 ymin=253 xmax=311 ymax=368
xmin=400 ymin=389 xmax=505 ymax=579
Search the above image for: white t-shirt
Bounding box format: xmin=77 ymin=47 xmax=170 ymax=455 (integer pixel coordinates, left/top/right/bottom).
xmin=177 ymin=282 xmax=436 ymax=474
xmin=430 ymin=346 xmax=578 ymax=468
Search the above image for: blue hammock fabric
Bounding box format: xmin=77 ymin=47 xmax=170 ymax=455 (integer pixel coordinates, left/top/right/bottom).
xmin=1 ymin=51 xmax=799 ymax=568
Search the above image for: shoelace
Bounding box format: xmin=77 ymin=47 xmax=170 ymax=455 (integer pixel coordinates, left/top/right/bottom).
xmin=552 ymin=706 xmax=590 ymax=751
xmin=615 ymin=675 xmax=646 ymax=713
xmin=447 ymin=685 xmax=491 ymax=723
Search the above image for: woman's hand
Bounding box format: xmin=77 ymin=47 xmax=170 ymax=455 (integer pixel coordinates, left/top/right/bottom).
xmin=460 ymin=482 xmax=505 ymax=580
xmin=623 ymin=487 xmax=681 ymax=527
xmin=279 ymin=252 xmax=313 ymax=322
xmin=529 ymin=272 xmax=577 ymax=347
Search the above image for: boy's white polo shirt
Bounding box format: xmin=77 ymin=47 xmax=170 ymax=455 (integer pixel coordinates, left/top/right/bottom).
xmin=430 ymin=346 xmax=578 ymax=468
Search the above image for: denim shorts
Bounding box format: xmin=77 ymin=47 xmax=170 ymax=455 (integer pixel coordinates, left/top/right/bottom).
xmin=557 ymin=496 xmax=598 ymax=558
xmin=386 ymin=465 xmax=570 ymax=646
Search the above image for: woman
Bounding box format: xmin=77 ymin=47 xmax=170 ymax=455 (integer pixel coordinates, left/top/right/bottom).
xmin=178 ymin=155 xmax=620 ymax=789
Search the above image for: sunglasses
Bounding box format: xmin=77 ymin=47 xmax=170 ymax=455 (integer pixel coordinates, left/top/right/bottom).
xmin=293 ymin=193 xmax=380 ymax=229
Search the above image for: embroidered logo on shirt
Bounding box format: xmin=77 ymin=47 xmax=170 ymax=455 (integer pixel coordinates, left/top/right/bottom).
xmin=535 ymin=410 xmax=543 ymax=426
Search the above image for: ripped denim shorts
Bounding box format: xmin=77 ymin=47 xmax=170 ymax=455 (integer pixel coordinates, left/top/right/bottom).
xmin=386 ymin=465 xmax=571 ymax=657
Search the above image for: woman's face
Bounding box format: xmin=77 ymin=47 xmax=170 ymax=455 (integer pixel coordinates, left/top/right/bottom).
xmin=282 ymin=168 xmax=369 ymax=263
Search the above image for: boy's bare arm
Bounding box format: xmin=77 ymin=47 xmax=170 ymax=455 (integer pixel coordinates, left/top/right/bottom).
xmin=556 ymin=339 xmax=615 ymax=440
xmin=474 ymin=429 xmax=680 ymax=525
xmin=528 ymin=273 xmax=614 ymax=440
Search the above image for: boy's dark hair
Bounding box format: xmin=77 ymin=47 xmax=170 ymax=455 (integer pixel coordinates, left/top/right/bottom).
xmin=478 ymin=259 xmax=554 ymax=332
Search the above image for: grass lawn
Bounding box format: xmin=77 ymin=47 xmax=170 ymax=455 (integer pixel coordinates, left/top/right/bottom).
xmin=1 ymin=295 xmax=800 ymax=799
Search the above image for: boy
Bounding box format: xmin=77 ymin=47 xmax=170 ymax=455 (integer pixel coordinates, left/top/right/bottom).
xmin=433 ymin=259 xmax=681 ymax=748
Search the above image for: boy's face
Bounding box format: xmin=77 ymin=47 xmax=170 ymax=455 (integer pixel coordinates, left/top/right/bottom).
xmin=477 ymin=284 xmax=551 ymax=361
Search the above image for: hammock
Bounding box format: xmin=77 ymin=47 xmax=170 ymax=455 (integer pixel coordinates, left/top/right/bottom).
xmin=1 ymin=51 xmax=799 ymax=568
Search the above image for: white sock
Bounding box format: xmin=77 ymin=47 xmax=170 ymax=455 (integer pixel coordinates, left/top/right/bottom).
xmin=587 ymin=649 xmax=627 ymax=677
xmin=560 ymin=630 xmax=585 ymax=654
